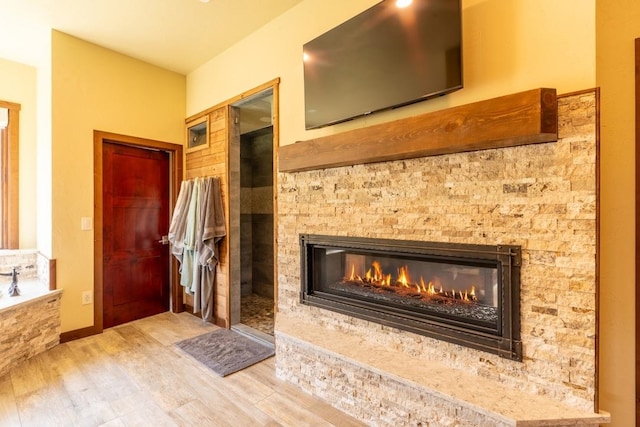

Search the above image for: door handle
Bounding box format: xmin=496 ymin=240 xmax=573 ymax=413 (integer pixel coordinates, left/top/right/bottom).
xmin=158 ymin=235 xmax=169 ymax=245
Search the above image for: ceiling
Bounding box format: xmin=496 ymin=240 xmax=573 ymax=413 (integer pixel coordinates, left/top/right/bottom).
xmin=0 ymin=0 xmax=304 ymax=75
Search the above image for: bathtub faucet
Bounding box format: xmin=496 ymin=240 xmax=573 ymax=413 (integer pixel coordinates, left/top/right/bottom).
xmin=0 ymin=266 xmax=20 ymax=296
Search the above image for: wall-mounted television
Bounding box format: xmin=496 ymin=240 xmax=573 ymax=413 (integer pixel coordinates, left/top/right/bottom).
xmin=303 ymin=0 xmax=462 ymax=130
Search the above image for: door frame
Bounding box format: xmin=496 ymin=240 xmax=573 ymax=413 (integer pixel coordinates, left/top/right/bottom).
xmin=635 ymin=37 xmax=640 ymax=427
xmin=227 ymin=82 xmax=279 ymax=328
xmin=93 ymin=130 xmax=183 ymax=334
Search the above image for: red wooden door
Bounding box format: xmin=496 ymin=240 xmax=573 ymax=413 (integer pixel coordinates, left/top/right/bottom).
xmin=103 ymin=142 xmax=170 ymax=328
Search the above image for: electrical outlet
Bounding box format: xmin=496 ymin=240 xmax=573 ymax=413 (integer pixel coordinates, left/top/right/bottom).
xmin=81 ymin=290 xmax=93 ymax=305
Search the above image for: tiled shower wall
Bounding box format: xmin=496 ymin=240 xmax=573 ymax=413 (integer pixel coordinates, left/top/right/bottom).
xmin=240 ymin=127 xmax=274 ymax=299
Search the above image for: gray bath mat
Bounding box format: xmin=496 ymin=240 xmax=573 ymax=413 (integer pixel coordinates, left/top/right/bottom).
xmin=175 ymin=328 xmax=274 ymax=377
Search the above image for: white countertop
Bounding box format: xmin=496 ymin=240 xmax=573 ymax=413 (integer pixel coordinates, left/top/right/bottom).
xmin=0 ymin=279 xmax=62 ymax=314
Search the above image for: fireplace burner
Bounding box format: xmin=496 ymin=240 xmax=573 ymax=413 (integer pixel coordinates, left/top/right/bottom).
xmin=300 ymin=234 xmax=522 ymax=361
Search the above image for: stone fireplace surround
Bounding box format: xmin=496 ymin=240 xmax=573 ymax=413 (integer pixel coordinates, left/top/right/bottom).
xmin=275 ymin=90 xmax=609 ymax=426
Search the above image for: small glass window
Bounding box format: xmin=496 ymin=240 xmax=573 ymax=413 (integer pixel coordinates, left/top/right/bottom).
xmin=186 ymin=116 xmax=209 ymax=153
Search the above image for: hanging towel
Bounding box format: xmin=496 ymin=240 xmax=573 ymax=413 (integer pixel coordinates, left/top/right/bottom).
xmin=168 ymin=180 xmax=193 ymax=265
xmin=198 ymin=177 xmax=226 ymax=267
xmin=181 ymin=177 xmax=202 ymax=294
xmin=195 ymin=177 xmax=226 ymax=321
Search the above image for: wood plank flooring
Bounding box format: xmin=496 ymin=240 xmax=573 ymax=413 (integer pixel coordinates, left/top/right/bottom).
xmin=0 ymin=312 xmax=365 ymax=427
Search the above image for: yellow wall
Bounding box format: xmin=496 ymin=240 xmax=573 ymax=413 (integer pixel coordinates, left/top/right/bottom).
xmin=36 ymin=33 xmax=52 ymax=258
xmin=0 ymin=57 xmax=38 ymax=248
xmin=596 ymin=2 xmax=638 ymax=425
xmin=51 ymin=31 xmax=186 ymax=332
xmin=188 ymin=0 xmax=595 ymax=146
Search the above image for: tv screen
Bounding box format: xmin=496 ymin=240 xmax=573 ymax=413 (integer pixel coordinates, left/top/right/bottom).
xmin=303 ymin=0 xmax=462 ymax=130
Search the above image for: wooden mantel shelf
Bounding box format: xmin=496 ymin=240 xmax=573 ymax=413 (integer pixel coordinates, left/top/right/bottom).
xmin=279 ymin=88 xmax=558 ymax=173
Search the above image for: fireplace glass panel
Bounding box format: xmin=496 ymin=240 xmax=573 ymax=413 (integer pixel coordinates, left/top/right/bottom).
xmin=300 ymin=235 xmax=522 ymax=360
xmin=313 ymin=247 xmax=501 ymax=334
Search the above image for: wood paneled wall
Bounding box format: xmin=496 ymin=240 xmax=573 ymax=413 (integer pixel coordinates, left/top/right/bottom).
xmin=185 ymin=106 xmax=230 ymax=327
xmin=184 ymin=78 xmax=280 ymax=329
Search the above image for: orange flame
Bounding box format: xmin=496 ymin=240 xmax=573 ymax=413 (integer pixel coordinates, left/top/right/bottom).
xmin=345 ymin=262 xmax=478 ymax=303
xmin=384 ymin=274 xmax=392 ymax=286
xmin=398 ymin=266 xmax=411 ymax=287
xmin=372 ymin=261 xmax=383 ymax=281
xmin=348 ymin=264 xmax=356 ymax=281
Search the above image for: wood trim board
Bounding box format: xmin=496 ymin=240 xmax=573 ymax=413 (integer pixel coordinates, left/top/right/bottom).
xmin=279 ymin=88 xmax=558 ymax=173
xmin=635 ymin=37 xmax=640 ymax=427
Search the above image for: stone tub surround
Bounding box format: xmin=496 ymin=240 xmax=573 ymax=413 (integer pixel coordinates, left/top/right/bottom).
xmin=0 ymin=249 xmax=55 ymax=293
xmin=0 ymin=286 xmax=62 ymax=377
xmin=0 ymin=249 xmax=38 ymax=280
xmin=0 ymin=250 xmax=61 ymax=377
xmin=275 ymin=90 xmax=606 ymax=424
xmin=0 ymin=279 xmax=59 ymax=311
xmin=276 ymin=315 xmax=610 ymax=426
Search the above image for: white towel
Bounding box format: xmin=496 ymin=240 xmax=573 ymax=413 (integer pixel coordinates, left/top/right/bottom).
xmin=181 ymin=177 xmax=202 ymax=294
xmin=168 ymin=180 xmax=193 ymax=264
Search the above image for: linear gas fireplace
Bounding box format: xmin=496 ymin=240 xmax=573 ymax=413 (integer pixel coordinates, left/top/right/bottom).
xmin=300 ymin=234 xmax=522 ymax=360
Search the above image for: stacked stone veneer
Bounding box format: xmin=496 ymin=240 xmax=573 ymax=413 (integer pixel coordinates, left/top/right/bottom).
xmin=275 ymin=91 xmax=598 ymax=421
xmin=0 ymin=251 xmax=61 ymax=377
xmin=0 ymin=250 xmax=39 ymax=280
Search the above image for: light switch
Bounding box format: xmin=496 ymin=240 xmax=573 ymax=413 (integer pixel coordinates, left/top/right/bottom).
xmin=81 ymin=217 xmax=93 ymax=231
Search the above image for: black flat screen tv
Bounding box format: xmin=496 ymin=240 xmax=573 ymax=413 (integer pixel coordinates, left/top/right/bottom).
xmin=303 ymin=0 xmax=462 ymax=130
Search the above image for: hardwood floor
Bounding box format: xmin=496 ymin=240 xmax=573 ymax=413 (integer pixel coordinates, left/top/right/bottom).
xmin=0 ymin=312 xmax=364 ymax=427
